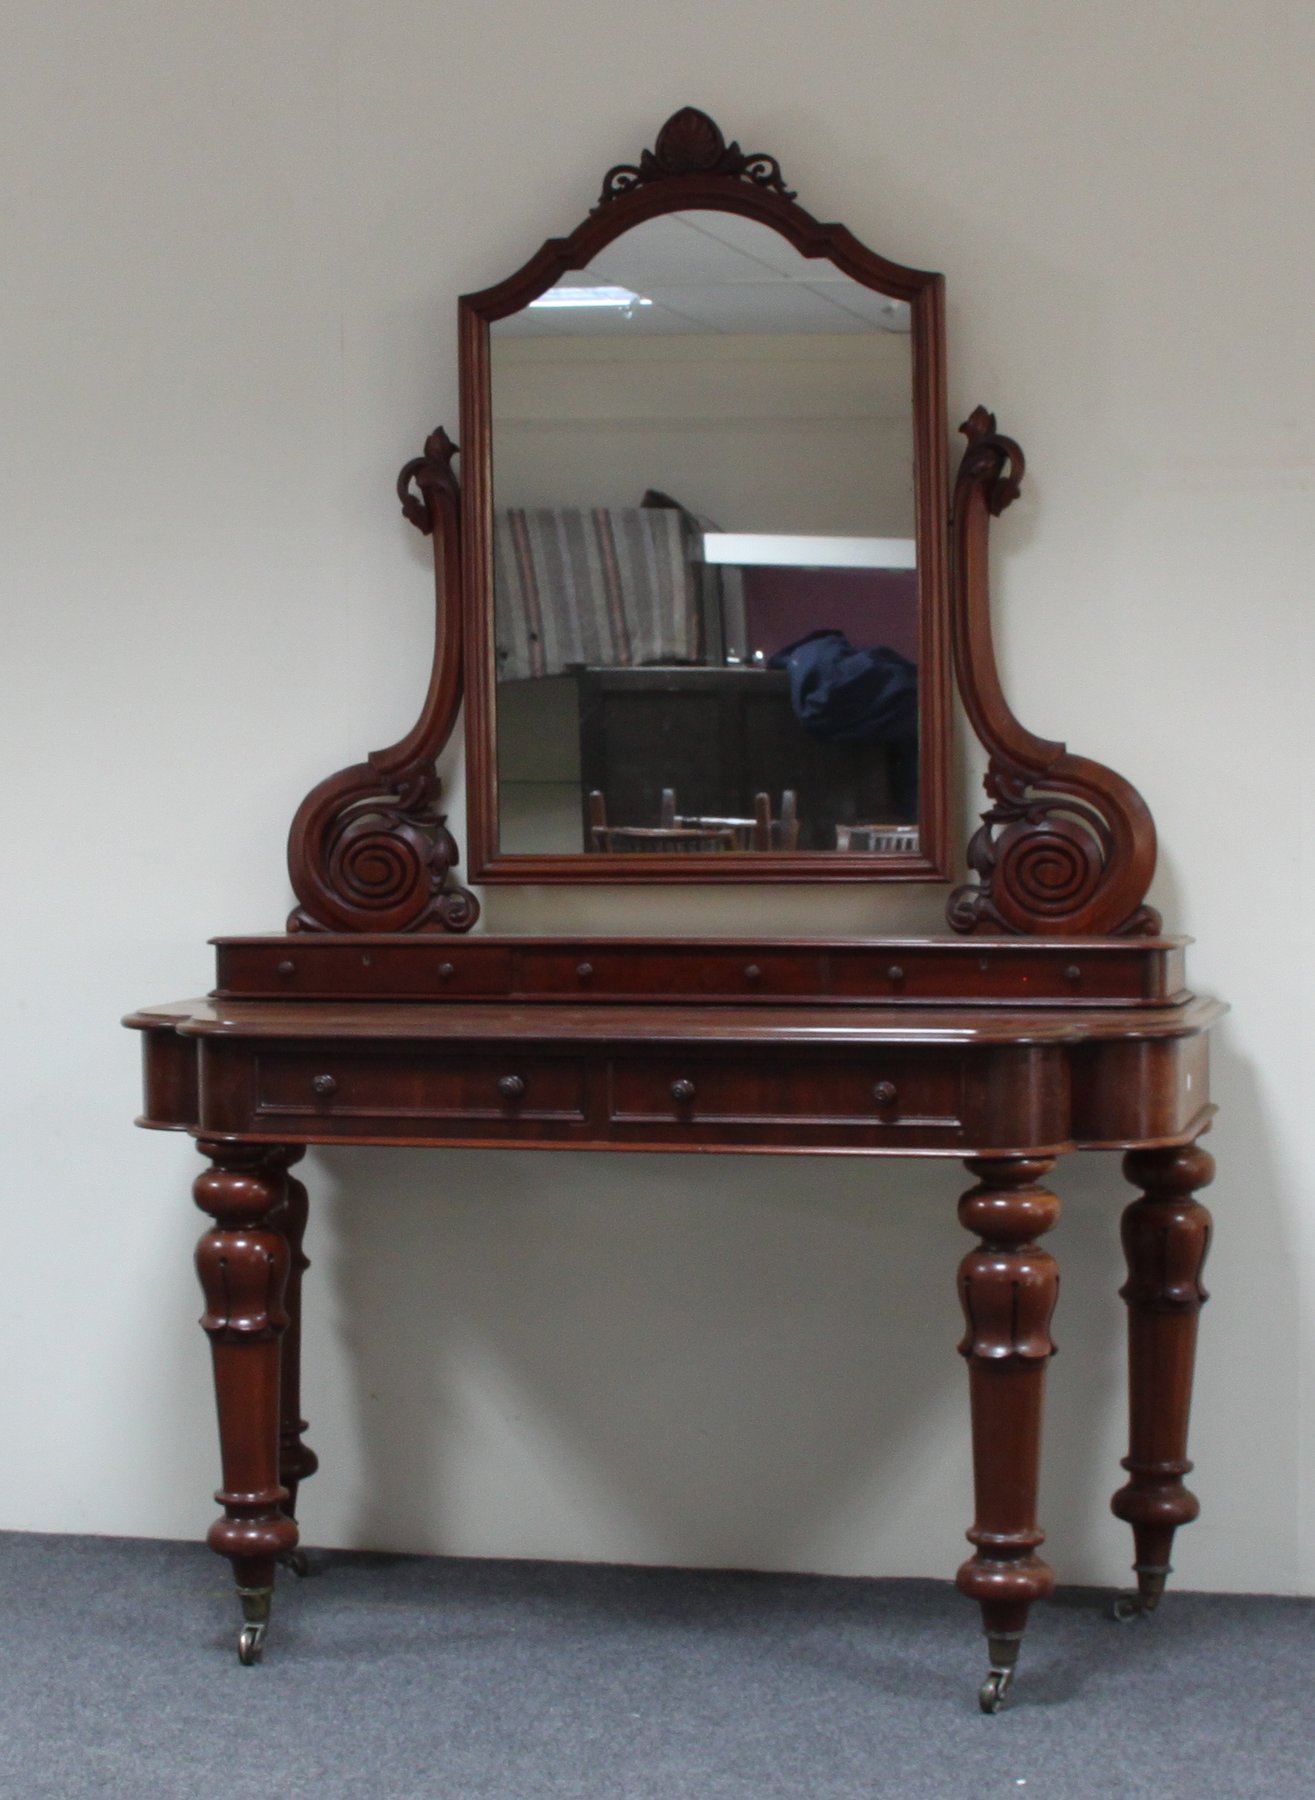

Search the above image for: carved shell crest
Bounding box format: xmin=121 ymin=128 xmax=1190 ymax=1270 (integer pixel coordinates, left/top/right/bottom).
xmin=598 ymin=108 xmax=795 ymax=205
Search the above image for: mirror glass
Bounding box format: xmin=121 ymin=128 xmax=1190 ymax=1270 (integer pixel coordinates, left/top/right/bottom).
xmin=489 ymin=210 xmax=920 ymax=857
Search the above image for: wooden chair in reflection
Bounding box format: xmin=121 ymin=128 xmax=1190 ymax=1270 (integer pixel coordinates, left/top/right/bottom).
xmin=667 ymin=788 xmax=800 ymax=851
xmin=587 ymin=790 xmax=736 ymax=853
xmin=587 ymin=789 xmax=800 ymax=852
xmin=834 ymin=823 xmax=919 ymax=852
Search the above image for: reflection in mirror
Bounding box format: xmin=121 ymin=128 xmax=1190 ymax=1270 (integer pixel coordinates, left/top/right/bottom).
xmin=490 ymin=210 xmax=919 ymax=856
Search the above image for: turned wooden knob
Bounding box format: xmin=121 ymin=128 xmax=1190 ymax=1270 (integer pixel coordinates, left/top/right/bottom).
xmin=671 ymin=1079 xmax=696 ymax=1104
xmin=438 ymin=961 xmax=455 ymax=980
xmin=277 ymin=959 xmax=295 ymax=976
xmin=577 ymin=962 xmax=594 ymax=981
xmin=744 ymin=964 xmax=762 ymax=982
xmin=312 ymin=1074 xmax=337 ymax=1096
xmin=498 ymin=1074 xmax=525 ymax=1101
xmin=872 ymin=1080 xmax=898 ymax=1108
xmin=886 ymin=965 xmax=905 ymax=986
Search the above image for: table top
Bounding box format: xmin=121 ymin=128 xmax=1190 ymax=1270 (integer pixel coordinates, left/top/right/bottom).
xmin=127 ymin=993 xmax=1226 ymax=1048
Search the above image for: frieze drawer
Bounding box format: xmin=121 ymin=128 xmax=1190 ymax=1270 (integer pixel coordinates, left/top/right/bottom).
xmin=609 ymin=1053 xmax=964 ymax=1145
xmin=254 ymin=1051 xmax=589 ymax=1132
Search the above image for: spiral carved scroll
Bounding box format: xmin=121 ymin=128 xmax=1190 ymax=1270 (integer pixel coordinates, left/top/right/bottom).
xmin=947 ymin=408 xmax=1160 ymax=938
xmin=598 ymin=107 xmax=795 ymax=206
xmin=285 ymin=428 xmax=479 ymax=934
xmin=288 ymin=768 xmax=477 ymax=935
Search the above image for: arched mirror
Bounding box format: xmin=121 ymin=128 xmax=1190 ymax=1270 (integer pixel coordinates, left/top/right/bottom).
xmin=460 ymin=110 xmax=950 ymax=884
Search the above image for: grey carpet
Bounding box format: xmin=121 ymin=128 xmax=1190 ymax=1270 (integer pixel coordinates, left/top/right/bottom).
xmin=0 ymin=1532 xmax=1310 ymax=1799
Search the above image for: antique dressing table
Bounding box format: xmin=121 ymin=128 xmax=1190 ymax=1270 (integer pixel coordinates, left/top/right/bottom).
xmin=126 ymin=110 xmax=1221 ymax=1711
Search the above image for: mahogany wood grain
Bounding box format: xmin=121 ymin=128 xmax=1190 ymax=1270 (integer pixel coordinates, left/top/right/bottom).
xmin=128 ymin=958 xmax=1222 ymax=1693
xmin=956 ymin=1157 xmax=1061 ymax=1684
xmin=212 ymin=933 xmax=1191 ymax=1009
xmin=286 ymin=429 xmax=479 ymax=936
xmin=134 ymin=1024 xmax=198 ymax=1130
xmin=1111 ymin=1142 xmax=1214 ymax=1610
xmin=946 ymin=409 xmax=1159 ymax=937
xmin=266 ymin=1148 xmax=318 ymax=1522
xmin=128 ymin=992 xmax=1224 ymax=1047
xmin=192 ymin=1143 xmax=299 ymax=1619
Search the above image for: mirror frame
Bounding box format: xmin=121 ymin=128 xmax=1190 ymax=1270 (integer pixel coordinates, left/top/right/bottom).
xmin=459 ymin=108 xmax=951 ymax=884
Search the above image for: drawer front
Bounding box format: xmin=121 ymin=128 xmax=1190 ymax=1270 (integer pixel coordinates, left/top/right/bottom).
xmin=609 ymin=1052 xmax=964 ymax=1147
xmin=216 ymin=942 xmax=513 ymax=998
xmin=253 ymin=1051 xmax=589 ymax=1134
xmin=516 ymin=947 xmax=827 ymax=1002
xmin=827 ymin=946 xmax=1164 ymax=1005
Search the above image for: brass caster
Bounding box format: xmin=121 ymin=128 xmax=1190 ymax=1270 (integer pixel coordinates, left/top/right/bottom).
xmin=236 ymin=1585 xmax=272 ymax=1666
xmin=1111 ymin=1565 xmax=1168 ymax=1623
xmin=979 ymin=1633 xmax=1020 ymax=1713
xmin=979 ymin=1666 xmax=1013 ymax=1714
xmin=279 ymin=1548 xmax=311 ymax=1579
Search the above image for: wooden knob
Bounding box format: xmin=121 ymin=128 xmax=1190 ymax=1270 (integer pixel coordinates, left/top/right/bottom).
xmin=744 ymin=964 xmax=762 ymax=982
xmin=277 ymin=960 xmax=295 ymax=976
xmin=577 ymin=962 xmax=594 ymax=981
xmin=1064 ymin=964 xmax=1082 ymax=986
xmin=886 ymin=965 xmax=905 ymax=986
xmin=671 ymin=1079 xmax=696 ymax=1104
xmin=312 ymin=1074 xmax=337 ymax=1096
xmin=438 ymin=961 xmax=455 ymax=980
xmin=872 ymin=1081 xmax=898 ymax=1108
xmin=498 ymin=1074 xmax=525 ymax=1101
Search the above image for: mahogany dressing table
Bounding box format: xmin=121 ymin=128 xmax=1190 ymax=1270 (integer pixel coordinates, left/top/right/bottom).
xmin=127 ymin=110 xmax=1221 ymax=1712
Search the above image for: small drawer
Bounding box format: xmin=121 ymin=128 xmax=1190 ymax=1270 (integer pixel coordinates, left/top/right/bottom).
xmin=610 ymin=1054 xmax=963 ymax=1129
xmin=516 ymin=947 xmax=827 ymax=1000
xmin=254 ymin=1051 xmax=588 ymax=1127
xmin=215 ymin=942 xmax=512 ymax=999
xmin=827 ymin=946 xmax=1159 ymax=1005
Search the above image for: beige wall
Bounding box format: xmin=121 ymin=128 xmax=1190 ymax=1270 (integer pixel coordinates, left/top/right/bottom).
xmin=491 ymin=332 xmax=915 ymax=532
xmin=4 ymin=1 xmax=1313 ymax=1596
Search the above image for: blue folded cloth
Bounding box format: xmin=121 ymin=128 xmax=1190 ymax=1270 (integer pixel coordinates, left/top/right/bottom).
xmin=769 ymin=629 xmax=918 ymax=745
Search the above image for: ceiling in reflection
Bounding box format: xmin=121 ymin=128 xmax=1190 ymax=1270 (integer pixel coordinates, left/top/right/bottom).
xmin=495 ymin=211 xmax=912 ymax=338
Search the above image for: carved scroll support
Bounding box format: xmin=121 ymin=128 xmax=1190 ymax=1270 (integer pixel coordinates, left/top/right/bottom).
xmin=1110 ymin=1141 xmax=1214 ymax=1617
xmin=947 ymin=408 xmax=1160 ymax=937
xmin=286 ymin=428 xmax=479 ymax=934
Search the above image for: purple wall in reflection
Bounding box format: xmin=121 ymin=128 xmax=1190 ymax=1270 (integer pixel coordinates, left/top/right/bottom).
xmin=741 ymin=567 xmax=919 ymax=664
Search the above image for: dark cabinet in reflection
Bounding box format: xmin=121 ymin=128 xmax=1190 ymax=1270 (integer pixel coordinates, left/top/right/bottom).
xmin=576 ymin=666 xmax=913 ymax=852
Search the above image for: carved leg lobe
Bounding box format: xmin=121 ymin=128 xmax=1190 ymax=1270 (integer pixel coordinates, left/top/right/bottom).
xmin=194 ymin=1141 xmax=299 ymax=1663
xmin=956 ymin=1157 xmax=1061 ymax=1711
xmin=1111 ymin=1142 xmax=1214 ymax=1620
xmin=267 ymin=1148 xmax=318 ymax=1576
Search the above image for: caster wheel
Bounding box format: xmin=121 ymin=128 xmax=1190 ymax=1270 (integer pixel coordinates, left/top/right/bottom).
xmin=280 ymin=1548 xmax=311 ymax=1579
xmin=1111 ymin=1593 xmax=1145 ymax=1623
xmin=237 ymin=1623 xmax=266 ymax=1667
xmin=979 ymin=1667 xmax=1013 ymax=1714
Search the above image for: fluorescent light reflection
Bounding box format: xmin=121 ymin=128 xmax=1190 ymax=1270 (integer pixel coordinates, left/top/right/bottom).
xmin=529 ymin=285 xmax=653 ymax=312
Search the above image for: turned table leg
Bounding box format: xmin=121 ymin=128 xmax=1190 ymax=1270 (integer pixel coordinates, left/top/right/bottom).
xmin=193 ymin=1140 xmax=299 ymax=1664
xmin=267 ymin=1148 xmax=318 ymax=1576
xmin=956 ymin=1156 xmax=1061 ymax=1712
xmin=1110 ymin=1141 xmax=1214 ymax=1620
